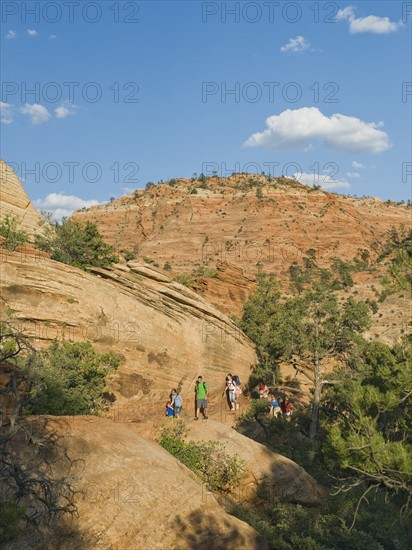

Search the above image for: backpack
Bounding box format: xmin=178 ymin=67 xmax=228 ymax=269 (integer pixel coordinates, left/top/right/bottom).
xmin=195 ymin=382 xmax=207 ymax=393
xmin=232 ymin=375 xmax=241 ymax=386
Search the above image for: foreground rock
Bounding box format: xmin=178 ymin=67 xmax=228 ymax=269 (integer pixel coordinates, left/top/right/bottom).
xmin=7 ymin=417 xmax=265 ymax=550
xmin=184 ymin=419 xmax=324 ymax=507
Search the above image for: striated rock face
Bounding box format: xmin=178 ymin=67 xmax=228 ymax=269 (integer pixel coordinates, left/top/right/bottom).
xmin=0 ymin=250 xmax=257 ymax=410
xmin=8 ymin=417 xmax=266 ymax=550
xmin=73 ymin=175 xmax=409 ymax=279
xmin=192 ymin=261 xmax=256 ymax=316
xmin=72 ymin=175 xmax=410 ymax=314
xmin=0 ymin=160 xmax=44 ymax=237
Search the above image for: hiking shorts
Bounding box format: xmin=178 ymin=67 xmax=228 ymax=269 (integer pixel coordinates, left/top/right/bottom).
xmin=174 ymin=406 xmax=182 ymax=415
xmin=228 ymin=391 xmax=236 ymax=403
xmin=197 ymin=398 xmax=207 ymax=410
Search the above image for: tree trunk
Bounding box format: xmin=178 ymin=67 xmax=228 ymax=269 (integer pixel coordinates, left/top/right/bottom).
xmin=309 ymin=318 xmax=321 ymax=442
xmin=309 ymin=357 xmax=321 ymax=441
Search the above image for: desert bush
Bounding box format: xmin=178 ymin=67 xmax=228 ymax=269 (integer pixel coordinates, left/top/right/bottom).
xmin=0 ymin=501 xmax=26 ymax=544
xmin=192 ymin=266 xmax=217 ymax=278
xmin=158 ymin=422 xmax=245 ymax=492
xmin=231 ymin=489 xmax=412 ymax=550
xmin=28 ymin=341 xmax=122 ymax=415
xmin=34 ymin=218 xmax=117 ymax=270
xmin=0 ymin=214 xmax=28 ymax=251
xmin=121 ymin=249 xmax=136 ymax=261
xmin=173 ymin=273 xmax=195 ymax=288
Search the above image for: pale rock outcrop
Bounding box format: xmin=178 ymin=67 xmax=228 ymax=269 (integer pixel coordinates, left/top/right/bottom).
xmin=0 ymin=160 xmax=43 ymax=237
xmin=7 ymin=417 xmax=266 ymax=550
xmin=0 ymin=250 xmax=257 ymax=411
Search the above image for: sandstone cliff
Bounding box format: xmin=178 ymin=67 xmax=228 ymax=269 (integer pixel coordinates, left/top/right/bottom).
xmin=0 ymin=250 xmax=257 ymax=411
xmin=0 ymin=160 xmax=43 ymax=237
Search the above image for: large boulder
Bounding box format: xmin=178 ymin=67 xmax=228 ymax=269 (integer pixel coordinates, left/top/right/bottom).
xmin=182 ymin=419 xmax=323 ymax=507
xmin=6 ymin=417 xmax=265 ymax=550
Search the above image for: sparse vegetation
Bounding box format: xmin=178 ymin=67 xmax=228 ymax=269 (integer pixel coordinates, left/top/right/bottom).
xmin=34 ymin=218 xmax=118 ymax=270
xmin=0 ymin=214 xmax=29 ymax=251
xmin=121 ymin=249 xmax=136 ymax=261
xmin=192 ymin=266 xmax=217 ymax=278
xmin=0 ymin=321 xmax=80 ymax=542
xmin=158 ymin=422 xmax=246 ymax=493
xmin=173 ymin=273 xmax=195 ymax=288
xmin=143 ymin=256 xmax=160 ymax=268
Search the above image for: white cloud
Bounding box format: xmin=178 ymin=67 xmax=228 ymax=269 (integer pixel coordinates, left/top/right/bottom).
xmin=337 ymin=5 xmax=403 ymax=34
xmin=0 ymin=102 xmax=14 ymax=124
xmin=34 ymin=193 xmax=100 ymax=220
xmin=280 ymin=35 xmax=310 ymax=53
xmin=27 ymin=29 xmax=38 ymax=37
xmin=20 ymin=103 xmax=50 ymax=125
xmin=352 ymin=161 xmax=364 ymax=169
xmin=55 ymin=103 xmax=77 ymax=119
xmin=346 ymin=172 xmax=360 ymax=178
xmin=6 ymin=30 xmax=16 ymax=40
xmin=244 ymin=107 xmax=390 ymax=154
xmin=295 ymin=172 xmax=350 ymax=191
xmin=48 ymin=34 xmax=57 ymax=40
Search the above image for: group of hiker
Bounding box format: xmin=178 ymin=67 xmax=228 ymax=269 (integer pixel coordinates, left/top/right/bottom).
xmin=259 ymin=383 xmax=294 ymax=419
xmin=165 ymin=376 xmax=293 ymax=421
xmin=165 ymin=373 xmax=243 ymax=420
xmin=165 ymin=375 xmax=210 ymax=420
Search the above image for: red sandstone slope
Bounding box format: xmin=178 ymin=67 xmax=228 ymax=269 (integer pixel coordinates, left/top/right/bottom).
xmin=72 ymin=175 xmax=410 ymax=317
xmin=73 ymin=175 xmax=409 ymax=279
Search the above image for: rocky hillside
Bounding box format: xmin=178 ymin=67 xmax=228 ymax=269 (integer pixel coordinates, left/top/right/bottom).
xmin=73 ymin=174 xmax=409 ymax=281
xmin=0 ymin=249 xmax=257 ymax=412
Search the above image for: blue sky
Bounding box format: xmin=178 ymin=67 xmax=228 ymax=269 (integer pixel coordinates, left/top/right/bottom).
xmin=1 ymin=1 xmax=411 ymax=217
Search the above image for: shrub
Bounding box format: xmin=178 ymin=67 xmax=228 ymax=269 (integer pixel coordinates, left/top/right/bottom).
xmin=192 ymin=266 xmax=217 ymax=278
xmin=34 ymin=218 xmax=117 ymax=270
xmin=0 ymin=501 xmax=26 ymax=544
xmin=28 ymin=341 xmax=122 ymax=415
xmin=256 ymin=187 xmax=264 ymax=199
xmin=121 ymin=249 xmax=136 ymax=261
xmin=231 ymin=489 xmax=412 ymax=550
xmin=0 ymin=214 xmax=29 ymax=251
xmin=173 ymin=273 xmax=195 ymax=288
xmin=163 ymin=262 xmax=172 ymax=271
xmin=158 ymin=422 xmax=245 ymax=493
